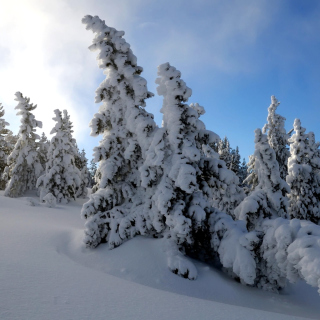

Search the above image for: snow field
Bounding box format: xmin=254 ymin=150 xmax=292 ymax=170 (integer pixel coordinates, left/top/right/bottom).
xmin=1 ymin=191 xmax=320 ymax=320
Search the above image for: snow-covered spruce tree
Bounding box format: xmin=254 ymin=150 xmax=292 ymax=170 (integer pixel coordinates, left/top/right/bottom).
xmin=262 ymin=96 xmax=290 ymax=180
xmin=286 ymin=119 xmax=320 ymax=224
xmin=141 ymin=63 xmax=210 ymax=279
xmin=60 ymin=110 xmax=88 ymax=198
xmin=4 ymin=93 xmax=43 ymax=197
xmin=235 ymin=129 xmax=289 ymax=231
xmin=201 ymin=144 xmax=245 ymax=218
xmin=238 ymin=157 xmax=248 ymax=187
xmin=243 ymin=154 xmax=258 ymax=194
xmin=75 ymin=149 xmax=90 ymax=198
xmin=38 ymin=132 xmax=49 ymax=175
xmin=36 ymin=109 xmax=81 ymax=203
xmin=139 ymin=63 xmax=246 ymax=279
xmin=81 ymin=15 xmax=156 ymax=249
xmin=218 ymin=136 xmax=232 ymax=169
xmin=0 ymin=104 xmax=11 ymax=189
xmin=234 ymin=129 xmax=290 ymax=292
xmin=230 ymin=146 xmax=241 ymax=175
xmin=88 ymin=158 xmax=97 ymax=188
xmin=4 ymin=131 xmax=18 ymax=152
xmin=261 ymin=217 xmax=320 ymax=294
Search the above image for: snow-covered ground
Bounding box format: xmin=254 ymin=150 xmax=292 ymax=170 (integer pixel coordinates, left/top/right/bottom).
xmin=1 ymin=191 xmax=319 ymax=320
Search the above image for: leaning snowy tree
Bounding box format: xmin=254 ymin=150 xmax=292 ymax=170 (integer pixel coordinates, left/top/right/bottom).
xmin=140 ymin=63 xmax=215 ymax=279
xmin=4 ymin=93 xmax=43 ymax=197
xmin=80 ymin=15 xmax=156 ymax=249
xmin=262 ymin=96 xmax=290 ymax=180
xmin=286 ymin=119 xmax=320 ymax=224
xmin=36 ymin=109 xmax=81 ymax=203
xmin=0 ymin=104 xmax=11 ymax=189
xmin=139 ymin=62 xmax=247 ymax=279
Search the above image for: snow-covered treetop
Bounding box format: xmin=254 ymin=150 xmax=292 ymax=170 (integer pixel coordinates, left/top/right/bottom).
xmin=253 ymin=128 xmax=289 ymax=194
xmin=50 ymin=109 xmax=77 ymax=153
xmin=0 ymin=104 xmax=9 ymax=133
xmin=50 ymin=109 xmax=63 ymax=135
xmin=82 ymin=15 xmax=155 ymax=161
xmin=288 ymin=118 xmax=320 ymax=170
xmin=156 ymin=63 xmax=193 ymax=150
xmin=14 ymin=92 xmax=42 ymax=141
xmin=82 ymin=15 xmax=153 ymax=107
xmin=262 ymin=96 xmax=290 ymax=179
xmin=235 ymin=129 xmax=289 ymax=230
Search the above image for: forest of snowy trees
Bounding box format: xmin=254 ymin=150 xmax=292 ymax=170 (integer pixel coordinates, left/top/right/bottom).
xmin=1 ymin=15 xmax=320 ymax=295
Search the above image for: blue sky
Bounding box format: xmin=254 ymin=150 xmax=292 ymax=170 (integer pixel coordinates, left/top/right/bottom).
xmin=0 ymin=0 xmax=320 ymax=161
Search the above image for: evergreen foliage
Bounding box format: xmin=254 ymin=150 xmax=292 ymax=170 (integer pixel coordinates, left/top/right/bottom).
xmin=234 ymin=129 xmax=289 ymax=231
xmin=201 ymin=144 xmax=245 ymax=218
xmin=147 ymin=63 xmax=215 ymax=278
xmin=36 ymin=109 xmax=81 ymax=203
xmin=80 ymin=15 xmax=156 ymax=249
xmin=89 ymin=158 xmax=97 ymax=188
xmin=38 ymin=132 xmax=49 ymax=175
xmin=4 ymin=93 xmax=43 ymax=197
xmin=243 ymin=154 xmax=258 ymax=193
xmin=262 ymin=96 xmax=290 ymax=180
xmin=238 ymin=157 xmax=248 ymax=187
xmin=286 ymin=119 xmax=320 ymax=224
xmin=0 ymin=104 xmax=11 ymax=189
xmin=234 ymin=129 xmax=291 ymax=292
xmin=218 ymin=136 xmax=232 ymax=168
xmin=230 ymin=146 xmax=241 ymax=175
xmin=75 ymin=149 xmax=90 ymax=198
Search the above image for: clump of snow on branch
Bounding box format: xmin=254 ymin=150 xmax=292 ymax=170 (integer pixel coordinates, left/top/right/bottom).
xmin=262 ymin=217 xmax=320 ymax=294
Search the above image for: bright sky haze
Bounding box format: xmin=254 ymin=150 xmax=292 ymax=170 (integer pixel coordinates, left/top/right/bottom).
xmin=1 ymin=0 xmax=320 ymax=161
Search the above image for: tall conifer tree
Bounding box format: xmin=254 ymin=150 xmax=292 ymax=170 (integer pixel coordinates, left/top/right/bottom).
xmin=0 ymin=104 xmax=11 ymax=189
xmin=287 ymin=119 xmax=320 ymax=224
xmin=262 ymin=96 xmax=290 ymax=180
xmin=80 ymin=15 xmax=156 ymax=248
xmin=4 ymin=93 xmax=43 ymax=197
xmin=37 ymin=109 xmax=81 ymax=203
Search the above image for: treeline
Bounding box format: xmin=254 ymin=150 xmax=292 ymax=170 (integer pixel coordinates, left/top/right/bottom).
xmin=79 ymin=15 xmax=320 ymax=295
xmin=0 ymin=94 xmax=97 ymax=203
